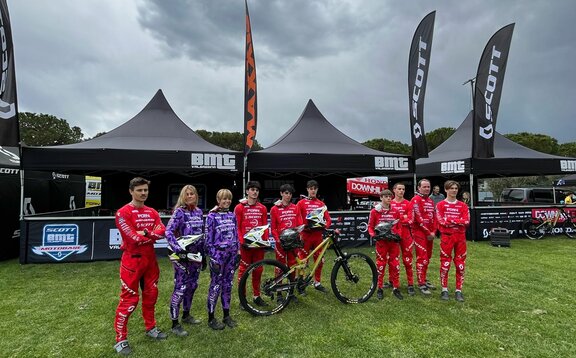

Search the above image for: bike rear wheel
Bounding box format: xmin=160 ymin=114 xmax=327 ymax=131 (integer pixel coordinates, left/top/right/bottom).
xmin=330 ymin=252 xmax=377 ymax=304
xmin=523 ymin=218 xmax=545 ymax=240
xmin=562 ymin=217 xmax=576 ymax=239
xmin=238 ymin=259 xmax=293 ymax=316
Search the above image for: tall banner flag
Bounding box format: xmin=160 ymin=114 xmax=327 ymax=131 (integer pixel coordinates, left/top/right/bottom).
xmin=0 ymin=0 xmax=19 ymax=147
xmin=472 ymin=23 xmax=515 ymax=158
xmin=243 ymin=0 xmax=257 ymax=157
xmin=408 ymin=11 xmax=435 ymax=159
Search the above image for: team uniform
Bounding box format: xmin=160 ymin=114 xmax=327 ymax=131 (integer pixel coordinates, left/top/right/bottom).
xmin=297 ymin=197 xmax=332 ymax=283
xmin=410 ymin=193 xmax=437 ymax=288
xmin=270 ymin=201 xmax=304 ymax=273
xmin=368 ymin=204 xmax=401 ymax=289
xmin=114 ymin=203 xmax=165 ymax=343
xmin=436 ymin=199 xmax=470 ymax=291
xmin=235 ymin=200 xmax=268 ymax=296
xmin=205 ymin=207 xmax=239 ymax=313
xmin=165 ymin=206 xmax=204 ymax=323
xmin=391 ymin=198 xmax=415 ymax=287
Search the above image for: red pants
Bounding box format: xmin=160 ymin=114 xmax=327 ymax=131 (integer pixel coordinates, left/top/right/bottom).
xmin=237 ymin=247 xmax=265 ymax=296
xmin=413 ymin=232 xmax=434 ymax=286
xmin=274 ymin=243 xmax=301 ymax=278
xmin=399 ymin=230 xmax=415 ymax=286
xmin=375 ymin=240 xmax=400 ymax=289
xmin=302 ymin=231 xmax=324 ymax=283
xmin=439 ymin=232 xmax=467 ymax=290
xmin=114 ymin=252 xmax=159 ymax=342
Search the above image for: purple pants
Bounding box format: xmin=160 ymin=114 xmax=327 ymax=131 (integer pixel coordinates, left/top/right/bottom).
xmin=169 ymin=260 xmax=201 ymax=320
xmin=207 ymin=248 xmax=237 ymax=313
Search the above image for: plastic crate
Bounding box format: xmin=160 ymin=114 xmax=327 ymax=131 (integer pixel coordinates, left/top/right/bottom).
xmin=490 ymin=227 xmax=510 ymax=247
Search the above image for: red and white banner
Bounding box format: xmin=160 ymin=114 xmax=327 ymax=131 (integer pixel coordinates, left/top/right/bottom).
xmin=346 ymin=176 xmax=388 ymax=197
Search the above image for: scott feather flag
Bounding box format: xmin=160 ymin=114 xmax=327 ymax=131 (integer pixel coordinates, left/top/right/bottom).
xmin=0 ymin=0 xmax=19 ymax=147
xmin=408 ymin=11 xmax=435 ymax=159
xmin=243 ymin=0 xmax=257 ymax=157
xmin=472 ymin=23 xmax=515 ymax=158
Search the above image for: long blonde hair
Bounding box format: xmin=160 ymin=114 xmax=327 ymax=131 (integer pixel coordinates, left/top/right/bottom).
xmin=174 ymin=185 xmax=198 ymax=209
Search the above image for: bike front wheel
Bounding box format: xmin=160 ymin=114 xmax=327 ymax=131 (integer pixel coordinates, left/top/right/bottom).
xmin=562 ymin=217 xmax=576 ymax=239
xmin=238 ymin=259 xmax=293 ymax=316
xmin=330 ymin=252 xmax=377 ymax=304
xmin=523 ymin=219 xmax=545 ymax=240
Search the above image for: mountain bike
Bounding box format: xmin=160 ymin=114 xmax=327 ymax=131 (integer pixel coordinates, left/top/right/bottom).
xmin=522 ymin=206 xmax=576 ymax=240
xmin=238 ymin=228 xmax=377 ymax=316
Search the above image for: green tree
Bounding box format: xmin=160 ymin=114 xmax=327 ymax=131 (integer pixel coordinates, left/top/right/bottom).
xmin=426 ymin=127 xmax=456 ymax=151
xmin=558 ymin=142 xmax=576 ymax=157
xmin=19 ymin=112 xmax=83 ymax=146
xmin=195 ymin=130 xmax=263 ymax=151
xmin=504 ymin=132 xmax=559 ymax=155
xmin=362 ymin=138 xmax=410 ymax=154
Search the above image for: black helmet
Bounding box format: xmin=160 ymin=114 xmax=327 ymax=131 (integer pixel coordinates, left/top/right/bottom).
xmin=279 ymin=228 xmax=303 ymax=250
xmin=374 ymin=220 xmax=400 ymax=242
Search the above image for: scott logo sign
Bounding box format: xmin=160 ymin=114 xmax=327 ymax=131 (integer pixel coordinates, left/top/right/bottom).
xmin=560 ymin=160 xmax=576 ymax=172
xmin=191 ymin=153 xmax=236 ymax=170
xmin=479 ymin=46 xmax=502 ymax=140
xmin=411 ymin=36 xmax=429 ymax=139
xmin=32 ymin=224 xmax=87 ymax=261
xmin=441 ymin=161 xmax=465 ymax=174
xmin=374 ymin=157 xmax=409 ymax=171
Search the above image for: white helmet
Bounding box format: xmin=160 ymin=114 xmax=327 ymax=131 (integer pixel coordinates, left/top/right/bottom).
xmin=306 ymin=206 xmax=327 ymax=229
xmin=173 ymin=234 xmax=204 ymax=252
xmin=243 ymin=225 xmax=271 ymax=248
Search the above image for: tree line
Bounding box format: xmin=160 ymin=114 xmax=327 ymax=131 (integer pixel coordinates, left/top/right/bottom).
xmin=17 ymin=112 xmax=576 ymax=157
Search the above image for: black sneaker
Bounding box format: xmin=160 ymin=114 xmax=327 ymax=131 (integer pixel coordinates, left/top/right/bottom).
xmin=407 ymin=285 xmax=416 ymax=296
xmin=182 ymin=315 xmax=201 ymax=325
xmin=253 ymin=296 xmax=269 ymax=307
xmin=419 ymin=285 xmax=432 ymax=296
xmin=145 ymin=327 xmax=167 ymax=340
xmin=114 ymin=340 xmax=132 ymax=355
xmin=392 ymin=288 xmax=404 ymax=300
xmin=455 ymin=291 xmax=465 ymax=302
xmin=382 ymin=281 xmax=392 ymax=289
xmin=377 ymin=288 xmax=384 ymax=300
xmin=425 ymin=281 xmax=436 ymax=290
xmin=223 ymin=316 xmax=237 ymax=328
xmin=208 ymin=318 xmax=225 ymax=330
xmin=171 ymin=324 xmax=189 ymax=337
xmin=440 ymin=291 xmax=449 ymax=301
xmin=314 ymin=283 xmax=328 ymax=293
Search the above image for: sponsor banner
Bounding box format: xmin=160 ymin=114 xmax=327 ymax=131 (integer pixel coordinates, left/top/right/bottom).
xmin=330 ymin=213 xmax=371 ymax=248
xmin=408 ymin=11 xmax=435 ymax=159
xmin=0 ymin=1 xmax=19 ymax=147
xmin=243 ymin=0 xmax=257 ymax=156
xmin=191 ymin=153 xmax=238 ymax=171
xmin=472 ymin=23 xmax=515 ymax=158
xmin=85 ymin=176 xmax=102 ymax=207
xmin=476 ymin=207 xmax=531 ymax=240
xmin=346 ymin=176 xmax=388 ymax=197
xmin=26 ymin=222 xmax=92 ymax=263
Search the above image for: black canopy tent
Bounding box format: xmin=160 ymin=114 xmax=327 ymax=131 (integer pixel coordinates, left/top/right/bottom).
xmin=21 ymin=90 xmax=243 ymax=211
xmin=556 ymin=174 xmax=576 ymax=187
xmin=247 ymin=100 xmax=413 ymax=209
xmin=416 ymin=111 xmax=576 ymax=204
xmin=0 ymin=146 xmax=20 ymax=259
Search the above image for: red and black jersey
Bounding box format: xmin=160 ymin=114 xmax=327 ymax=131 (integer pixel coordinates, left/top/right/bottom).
xmin=436 ymin=199 xmax=470 ymax=235
xmin=234 ymin=201 xmax=268 ymax=245
xmin=115 ymin=203 xmax=165 ymax=255
xmin=410 ymin=193 xmax=437 ymax=236
xmin=270 ymin=202 xmax=303 ymax=240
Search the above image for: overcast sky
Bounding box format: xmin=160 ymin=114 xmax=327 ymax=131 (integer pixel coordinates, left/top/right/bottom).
xmin=8 ymin=0 xmax=576 ymax=147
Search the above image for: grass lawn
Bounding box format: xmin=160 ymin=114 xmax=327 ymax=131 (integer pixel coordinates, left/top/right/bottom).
xmin=1 ymin=237 xmax=575 ymax=357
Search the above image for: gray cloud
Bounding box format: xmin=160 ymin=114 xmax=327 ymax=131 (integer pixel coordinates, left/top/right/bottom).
xmin=8 ymin=0 xmax=576 ymax=148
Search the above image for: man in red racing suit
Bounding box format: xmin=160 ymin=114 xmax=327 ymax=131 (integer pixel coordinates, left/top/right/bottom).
xmin=436 ymin=180 xmax=470 ymax=302
xmin=113 ymin=177 xmax=166 ymax=355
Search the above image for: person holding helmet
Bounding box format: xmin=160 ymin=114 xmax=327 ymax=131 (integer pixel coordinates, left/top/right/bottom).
xmin=368 ymin=189 xmax=404 ymax=301
xmin=296 ymin=180 xmax=332 ymax=293
xmin=234 ymin=181 xmax=269 ymax=307
xmin=165 ymin=185 xmax=205 ymax=337
xmin=205 ymin=189 xmax=240 ymax=330
xmin=270 ymin=184 xmax=304 ymax=302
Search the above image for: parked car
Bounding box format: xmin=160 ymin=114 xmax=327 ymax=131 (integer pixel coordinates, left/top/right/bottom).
xmin=478 ymin=191 xmax=495 ymax=202
xmin=499 ymin=187 xmax=568 ymax=205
